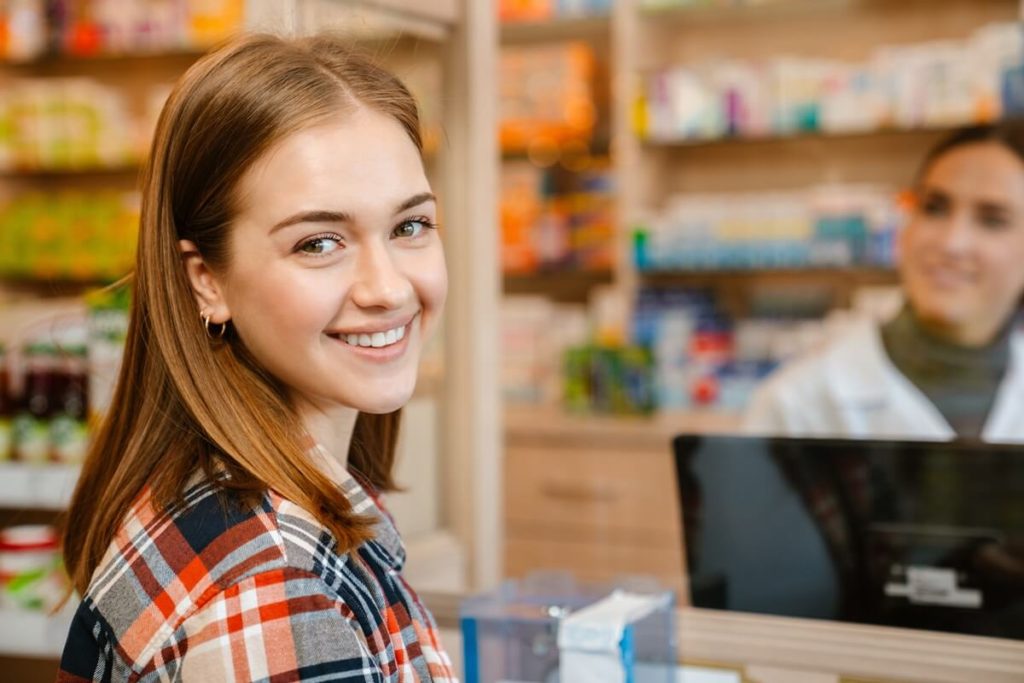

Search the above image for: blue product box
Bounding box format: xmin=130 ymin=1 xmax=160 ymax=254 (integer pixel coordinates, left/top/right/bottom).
xmin=461 ymin=576 xmax=676 ymax=683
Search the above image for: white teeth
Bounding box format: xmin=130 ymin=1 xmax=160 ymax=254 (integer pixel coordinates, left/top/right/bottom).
xmin=339 ymin=324 xmax=408 ymax=348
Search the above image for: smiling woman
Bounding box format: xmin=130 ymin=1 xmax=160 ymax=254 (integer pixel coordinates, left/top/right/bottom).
xmin=57 ymin=34 xmax=454 ymax=682
xmin=745 ymin=123 xmax=1024 ymax=443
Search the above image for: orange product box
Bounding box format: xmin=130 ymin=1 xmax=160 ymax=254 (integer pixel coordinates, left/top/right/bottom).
xmin=499 ymin=42 xmax=597 ymax=154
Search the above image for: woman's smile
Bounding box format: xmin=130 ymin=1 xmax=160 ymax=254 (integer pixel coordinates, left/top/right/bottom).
xmin=325 ymin=314 xmax=418 ymax=363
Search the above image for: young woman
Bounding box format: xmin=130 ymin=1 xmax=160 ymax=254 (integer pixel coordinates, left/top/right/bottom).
xmin=58 ymin=34 xmax=454 ymax=681
xmin=745 ymin=123 xmax=1024 ymax=442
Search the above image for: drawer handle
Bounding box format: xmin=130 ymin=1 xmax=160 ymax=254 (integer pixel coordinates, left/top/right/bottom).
xmin=539 ymin=482 xmax=618 ymax=503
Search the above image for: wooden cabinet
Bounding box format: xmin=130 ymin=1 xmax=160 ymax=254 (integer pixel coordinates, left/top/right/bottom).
xmin=502 ymin=406 xmax=740 ymax=595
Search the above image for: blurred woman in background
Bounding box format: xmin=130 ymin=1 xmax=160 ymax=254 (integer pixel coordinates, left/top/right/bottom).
xmin=745 ymin=123 xmax=1024 ymax=442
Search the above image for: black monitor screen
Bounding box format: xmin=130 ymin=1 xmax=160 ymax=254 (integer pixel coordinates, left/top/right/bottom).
xmin=672 ymin=435 xmax=1024 ymax=639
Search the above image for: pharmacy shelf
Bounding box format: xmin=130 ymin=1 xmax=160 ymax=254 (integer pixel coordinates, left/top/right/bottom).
xmin=2 ymin=47 xmax=207 ymax=68
xmin=641 ymin=124 xmax=958 ymax=151
xmin=0 ymin=605 xmax=75 ymax=659
xmin=0 ymin=164 xmax=141 ymax=178
xmin=640 ymin=267 xmax=898 ymax=282
xmin=0 ymin=277 xmax=116 ymax=300
xmin=500 ymin=15 xmax=610 ymax=45
xmin=640 ymin=0 xmax=857 ymax=24
xmin=641 ymin=267 xmax=899 ymax=315
xmin=0 ymin=463 xmax=80 ymax=511
xmin=504 ymin=269 xmax=614 ymax=302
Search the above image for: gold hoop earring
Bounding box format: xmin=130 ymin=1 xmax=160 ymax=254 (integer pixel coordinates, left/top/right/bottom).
xmin=201 ymin=312 xmax=227 ymax=339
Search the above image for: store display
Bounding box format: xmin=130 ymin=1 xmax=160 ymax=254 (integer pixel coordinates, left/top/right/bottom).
xmin=640 ymin=22 xmax=1024 ymax=142
xmin=504 ymin=284 xmax=874 ymax=414
xmin=563 ymin=343 xmax=656 ymax=415
xmin=0 ymin=344 xmax=12 ymax=461
xmin=0 ymin=0 xmax=244 ymax=61
xmin=501 ymin=160 xmax=614 ymax=273
xmin=500 ymin=42 xmax=597 ymax=154
xmin=633 ymin=184 xmax=904 ymax=272
xmin=85 ymin=284 xmax=129 ymax=422
xmin=502 ymin=296 xmax=588 ymax=404
xmin=499 ymin=0 xmax=612 ymax=23
xmin=0 ymin=0 xmax=47 ymax=61
xmin=0 ymin=525 xmax=66 ymax=612
xmin=48 ymin=343 xmax=88 ymax=464
xmin=12 ymin=343 xmax=56 ymax=463
xmin=1 ymin=304 xmax=118 ymax=465
xmin=0 ymin=78 xmax=171 ymax=171
xmin=0 ymin=190 xmax=139 ymax=281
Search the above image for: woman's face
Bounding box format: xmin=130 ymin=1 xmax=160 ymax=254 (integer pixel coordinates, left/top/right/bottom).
xmin=899 ymin=142 xmax=1024 ymax=345
xmin=197 ymin=108 xmax=447 ymax=415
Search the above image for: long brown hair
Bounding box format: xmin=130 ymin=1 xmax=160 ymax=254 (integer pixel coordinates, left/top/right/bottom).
xmin=62 ymin=33 xmax=423 ymax=596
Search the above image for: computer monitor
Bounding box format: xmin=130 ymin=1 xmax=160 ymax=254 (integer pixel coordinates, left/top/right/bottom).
xmin=672 ymin=435 xmax=1024 ymax=639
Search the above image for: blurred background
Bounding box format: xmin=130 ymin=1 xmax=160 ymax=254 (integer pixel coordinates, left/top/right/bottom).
xmin=0 ymin=0 xmax=1022 ymax=680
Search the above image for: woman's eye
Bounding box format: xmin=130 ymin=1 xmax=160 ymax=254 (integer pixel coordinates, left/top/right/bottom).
xmin=920 ymin=196 xmax=948 ymax=217
xmin=393 ymin=218 xmax=435 ymax=239
xmin=298 ymin=235 xmax=342 ymax=255
xmin=978 ymin=210 xmax=1011 ymax=231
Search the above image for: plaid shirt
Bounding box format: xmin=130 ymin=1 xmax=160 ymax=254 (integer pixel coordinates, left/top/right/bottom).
xmin=58 ymin=445 xmax=457 ymax=682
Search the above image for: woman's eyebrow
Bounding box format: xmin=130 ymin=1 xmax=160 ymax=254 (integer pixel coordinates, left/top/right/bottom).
xmin=270 ymin=209 xmax=351 ymax=233
xmin=269 ymin=193 xmax=436 ymax=233
xmin=975 ymin=200 xmax=1013 ymax=215
xmin=395 ymin=192 xmax=436 ymax=214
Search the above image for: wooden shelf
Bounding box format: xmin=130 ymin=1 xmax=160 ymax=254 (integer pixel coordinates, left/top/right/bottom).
xmin=500 ymin=15 xmax=610 ymax=45
xmin=641 ymin=267 xmax=899 ymax=316
xmin=0 ymin=278 xmax=119 ymax=300
xmin=642 ymin=124 xmax=964 ymax=151
xmin=7 ymin=47 xmax=207 ymax=63
xmin=641 ymin=267 xmax=898 ymax=283
xmin=640 ymin=0 xmax=858 ymax=25
xmin=504 ymin=269 xmax=614 ymax=302
xmin=0 ymin=164 xmax=141 ymax=178
xmin=2 ymin=49 xmax=206 ymax=81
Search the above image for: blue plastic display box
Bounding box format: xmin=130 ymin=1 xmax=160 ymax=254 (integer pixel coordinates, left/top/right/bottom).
xmin=460 ymin=574 xmax=676 ymax=683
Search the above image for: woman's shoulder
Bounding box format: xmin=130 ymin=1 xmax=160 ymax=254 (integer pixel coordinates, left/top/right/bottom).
xmin=760 ymin=319 xmax=881 ymax=393
xmin=744 ymin=318 xmax=887 ymax=431
xmin=78 ymin=476 xmax=344 ymax=660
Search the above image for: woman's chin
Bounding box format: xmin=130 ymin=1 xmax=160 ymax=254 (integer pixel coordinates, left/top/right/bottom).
xmin=350 ymin=388 xmax=416 ymax=415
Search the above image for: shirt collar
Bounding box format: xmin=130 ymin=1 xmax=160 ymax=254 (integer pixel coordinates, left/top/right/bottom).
xmin=306 ymin=442 xmax=406 ymax=570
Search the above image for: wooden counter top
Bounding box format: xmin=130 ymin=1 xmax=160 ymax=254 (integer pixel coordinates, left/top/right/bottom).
xmin=423 ymin=591 xmax=1024 ymax=683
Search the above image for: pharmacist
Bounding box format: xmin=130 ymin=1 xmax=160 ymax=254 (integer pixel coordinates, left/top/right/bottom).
xmin=745 ymin=123 xmax=1024 ymax=442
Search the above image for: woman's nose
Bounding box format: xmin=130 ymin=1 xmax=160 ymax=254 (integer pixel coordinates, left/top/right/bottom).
xmin=935 ymin=210 xmax=974 ymax=255
xmin=349 ymin=242 xmax=413 ymax=310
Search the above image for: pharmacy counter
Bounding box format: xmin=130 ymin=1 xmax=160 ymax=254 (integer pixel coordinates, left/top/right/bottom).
xmin=424 ymin=591 xmax=1024 ymax=683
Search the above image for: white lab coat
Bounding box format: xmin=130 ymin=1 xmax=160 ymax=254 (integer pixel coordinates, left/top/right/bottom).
xmin=744 ymin=317 xmax=1024 ymax=443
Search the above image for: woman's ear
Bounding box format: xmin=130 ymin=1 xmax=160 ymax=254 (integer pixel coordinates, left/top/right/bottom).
xmin=179 ymin=240 xmax=231 ymax=323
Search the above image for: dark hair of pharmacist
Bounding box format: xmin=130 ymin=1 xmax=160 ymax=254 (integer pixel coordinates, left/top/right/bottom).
xmin=62 ymin=35 xmax=423 ymax=597
xmin=916 ymin=122 xmax=1024 ymax=184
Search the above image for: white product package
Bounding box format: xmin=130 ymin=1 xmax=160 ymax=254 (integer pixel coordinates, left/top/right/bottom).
xmin=557 ymin=590 xmax=674 ymax=683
